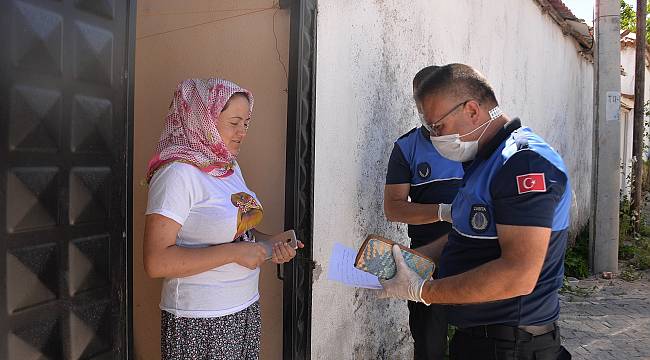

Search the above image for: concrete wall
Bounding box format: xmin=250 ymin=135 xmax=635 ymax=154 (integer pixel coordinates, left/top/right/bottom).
xmin=620 ymin=46 xmax=650 ymax=97
xmin=620 ymin=45 xmax=650 ymax=194
xmin=620 ymin=107 xmax=634 ymax=196
xmin=311 ymin=0 xmax=594 ymax=358
xmin=133 ymin=1 xmax=289 ymax=359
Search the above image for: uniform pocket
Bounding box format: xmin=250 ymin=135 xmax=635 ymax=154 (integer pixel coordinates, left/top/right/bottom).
xmin=532 ymin=346 xmax=559 ymax=360
xmin=494 ymin=339 xmax=518 ymax=360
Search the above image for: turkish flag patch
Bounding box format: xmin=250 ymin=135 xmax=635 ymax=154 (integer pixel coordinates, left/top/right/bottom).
xmin=516 ymin=173 xmax=547 ymax=194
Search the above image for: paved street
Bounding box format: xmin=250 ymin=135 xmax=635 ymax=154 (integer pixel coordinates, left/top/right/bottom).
xmin=559 ymin=273 xmax=650 ymax=359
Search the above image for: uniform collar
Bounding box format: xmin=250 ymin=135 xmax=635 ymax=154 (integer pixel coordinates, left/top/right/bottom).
xmin=420 ymin=125 xmax=431 ymax=139
xmin=476 ymin=118 xmax=522 ymax=160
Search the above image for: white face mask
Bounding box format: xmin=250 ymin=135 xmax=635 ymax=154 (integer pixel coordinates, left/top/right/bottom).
xmin=429 ymin=106 xmax=503 ymax=162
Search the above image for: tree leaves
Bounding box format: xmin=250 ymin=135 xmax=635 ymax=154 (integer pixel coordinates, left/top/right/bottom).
xmin=620 ymin=0 xmax=650 ymax=44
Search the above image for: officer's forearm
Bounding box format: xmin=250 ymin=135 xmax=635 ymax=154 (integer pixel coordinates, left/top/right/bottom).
xmin=384 ymin=199 xmax=440 ymax=225
xmin=420 ymin=257 xmax=533 ymax=304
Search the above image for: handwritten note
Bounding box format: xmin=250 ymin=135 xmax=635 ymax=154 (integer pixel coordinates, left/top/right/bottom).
xmin=327 ymin=243 xmax=382 ymax=289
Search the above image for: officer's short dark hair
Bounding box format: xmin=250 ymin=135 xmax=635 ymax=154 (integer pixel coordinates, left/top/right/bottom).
xmin=415 ymin=63 xmax=498 ymax=107
xmin=412 ymin=66 xmax=440 ymax=90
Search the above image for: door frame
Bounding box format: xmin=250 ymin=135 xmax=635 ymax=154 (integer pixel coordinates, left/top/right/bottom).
xmin=123 ymin=0 xmax=315 ymax=357
xmin=283 ymin=0 xmax=317 ymax=358
xmin=125 ymin=0 xmax=137 ymax=358
xmin=121 ymin=0 xmax=316 ymax=357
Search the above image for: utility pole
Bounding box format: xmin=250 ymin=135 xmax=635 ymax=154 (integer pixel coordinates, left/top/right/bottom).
xmin=591 ymin=0 xmax=621 ymax=273
xmin=632 ymin=0 xmax=647 ymax=232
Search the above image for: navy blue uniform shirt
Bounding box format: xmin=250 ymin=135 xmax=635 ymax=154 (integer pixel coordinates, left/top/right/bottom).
xmin=439 ymin=118 xmax=571 ymax=327
xmin=386 ymin=126 xmax=464 ymax=248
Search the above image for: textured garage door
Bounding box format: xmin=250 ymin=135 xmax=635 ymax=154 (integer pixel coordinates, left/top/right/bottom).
xmin=0 ymin=0 xmax=133 ymax=358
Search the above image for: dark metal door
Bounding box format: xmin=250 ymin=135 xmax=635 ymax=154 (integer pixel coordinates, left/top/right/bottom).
xmin=0 ymin=0 xmax=134 ymax=359
xmin=284 ymin=0 xmax=317 ymax=358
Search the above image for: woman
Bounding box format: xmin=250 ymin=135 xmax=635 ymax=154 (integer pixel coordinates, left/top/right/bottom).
xmin=143 ymin=78 xmax=300 ymax=360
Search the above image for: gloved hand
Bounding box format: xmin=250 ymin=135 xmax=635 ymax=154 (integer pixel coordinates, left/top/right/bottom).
xmin=377 ymin=245 xmax=430 ymax=305
xmin=438 ymin=203 xmax=452 ymax=223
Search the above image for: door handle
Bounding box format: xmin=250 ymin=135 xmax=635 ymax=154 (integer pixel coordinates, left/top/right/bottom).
xmin=276 ymin=263 xmax=284 ymax=280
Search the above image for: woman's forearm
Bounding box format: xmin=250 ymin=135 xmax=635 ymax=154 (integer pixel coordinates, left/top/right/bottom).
xmin=250 ymin=228 xmax=272 ymax=242
xmin=144 ymin=214 xmax=267 ymax=278
xmin=145 ymin=243 xmax=240 ymax=278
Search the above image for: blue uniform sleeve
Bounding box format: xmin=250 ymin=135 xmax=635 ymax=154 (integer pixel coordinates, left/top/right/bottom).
xmin=386 ymin=143 xmax=412 ymax=184
xmin=490 ymin=150 xmax=567 ymax=228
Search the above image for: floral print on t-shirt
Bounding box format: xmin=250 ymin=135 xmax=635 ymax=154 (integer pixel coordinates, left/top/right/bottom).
xmin=230 ymin=192 xmax=263 ymax=239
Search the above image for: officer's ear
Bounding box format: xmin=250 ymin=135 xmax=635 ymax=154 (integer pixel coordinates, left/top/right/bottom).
xmin=465 ymin=100 xmax=482 ymax=125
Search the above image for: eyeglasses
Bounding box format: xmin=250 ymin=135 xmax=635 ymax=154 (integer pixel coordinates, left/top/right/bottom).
xmin=428 ymin=99 xmax=472 ymax=136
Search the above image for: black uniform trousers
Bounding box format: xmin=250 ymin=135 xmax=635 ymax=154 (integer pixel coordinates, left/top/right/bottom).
xmin=409 ymin=239 xmax=448 ymax=360
xmin=449 ymin=324 xmax=572 ymax=360
xmin=408 ymin=300 xmax=448 ymax=359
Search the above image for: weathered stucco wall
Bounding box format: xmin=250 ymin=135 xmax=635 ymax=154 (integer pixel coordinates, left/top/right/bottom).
xmin=620 ymin=46 xmax=650 ymax=98
xmin=620 ymin=45 xmax=650 ymax=193
xmin=312 ymin=0 xmax=594 ymax=358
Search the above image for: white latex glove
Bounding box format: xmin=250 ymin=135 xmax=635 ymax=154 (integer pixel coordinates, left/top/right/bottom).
xmin=377 ymin=245 xmax=430 ymax=305
xmin=438 ymin=203 xmax=452 ymax=223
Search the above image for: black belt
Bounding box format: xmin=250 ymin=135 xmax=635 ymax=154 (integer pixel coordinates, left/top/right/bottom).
xmin=457 ymin=322 xmax=557 ymax=342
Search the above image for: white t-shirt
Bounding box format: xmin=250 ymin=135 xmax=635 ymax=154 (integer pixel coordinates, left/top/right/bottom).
xmin=146 ymin=162 xmax=263 ymax=318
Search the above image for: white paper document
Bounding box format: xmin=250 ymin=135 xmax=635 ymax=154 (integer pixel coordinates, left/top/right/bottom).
xmin=327 ymin=243 xmax=382 ymax=289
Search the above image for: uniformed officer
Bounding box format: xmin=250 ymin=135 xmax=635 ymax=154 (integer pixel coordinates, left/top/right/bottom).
xmin=384 ymin=66 xmax=464 ymax=359
xmin=379 ymin=63 xmax=572 ymax=360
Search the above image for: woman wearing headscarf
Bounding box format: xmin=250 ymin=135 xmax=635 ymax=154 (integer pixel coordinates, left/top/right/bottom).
xmin=143 ymin=78 xmax=300 ymax=360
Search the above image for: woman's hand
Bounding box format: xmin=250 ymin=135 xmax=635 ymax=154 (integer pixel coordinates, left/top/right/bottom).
xmin=270 ymin=240 xmax=305 ymax=264
xmin=233 ymin=242 xmax=267 ymax=269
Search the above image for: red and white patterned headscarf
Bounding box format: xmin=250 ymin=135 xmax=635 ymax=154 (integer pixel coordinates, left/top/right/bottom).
xmin=145 ymin=78 xmax=254 ymax=182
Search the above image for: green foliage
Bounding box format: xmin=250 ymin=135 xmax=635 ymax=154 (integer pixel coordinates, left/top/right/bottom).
xmin=620 ymin=196 xmax=636 ymax=239
xmin=621 ymin=0 xmax=650 ymax=44
xmin=634 ymin=250 xmax=650 ymax=269
xmin=640 ymin=213 xmax=650 ymax=236
xmin=619 ymin=194 xmax=650 ymax=271
xmin=559 ymin=277 xmax=596 ymax=299
xmin=622 ymin=0 xmax=638 ymax=32
xmin=620 ymin=265 xmax=642 ymax=281
xmin=564 ymin=152 xmax=650 ymax=282
xmin=565 ymin=226 xmax=590 ymax=279
xmin=620 ymin=243 xmax=637 ymax=260
xmin=564 ymin=193 xmax=650 ymax=282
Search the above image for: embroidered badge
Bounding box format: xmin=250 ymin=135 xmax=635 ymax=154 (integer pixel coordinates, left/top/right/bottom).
xmin=516 ymin=173 xmax=546 ymax=194
xmin=470 ymin=204 xmax=490 ymax=233
xmin=417 ymin=162 xmax=431 ymax=179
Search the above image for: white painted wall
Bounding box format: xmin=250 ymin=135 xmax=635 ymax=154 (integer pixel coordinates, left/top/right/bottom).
xmin=621 ymin=47 xmax=637 ymax=96
xmin=311 ymin=0 xmax=595 ymax=358
xmin=620 ymin=107 xmax=633 ymax=196
xmin=620 ymin=45 xmax=650 ymax=196
xmin=620 ymin=45 xmax=650 ymax=98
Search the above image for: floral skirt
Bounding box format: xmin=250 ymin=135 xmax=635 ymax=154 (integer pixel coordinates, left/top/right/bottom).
xmin=161 ymin=302 xmax=261 ymax=360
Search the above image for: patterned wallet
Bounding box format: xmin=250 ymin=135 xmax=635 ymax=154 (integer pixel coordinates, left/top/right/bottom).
xmin=354 ymin=234 xmax=435 ymax=280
